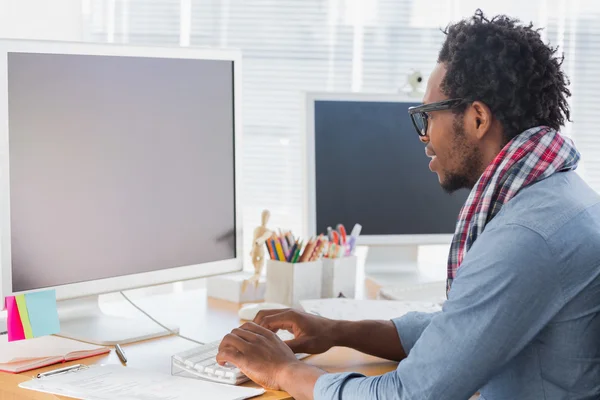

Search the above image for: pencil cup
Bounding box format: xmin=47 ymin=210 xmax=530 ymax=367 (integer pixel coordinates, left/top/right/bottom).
xmin=321 ymin=256 xmax=357 ymax=299
xmin=265 ymin=260 xmax=323 ymax=308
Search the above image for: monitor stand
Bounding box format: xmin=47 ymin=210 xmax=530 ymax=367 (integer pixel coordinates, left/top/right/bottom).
xmin=56 ymin=295 xmax=180 ymax=346
xmin=364 ymin=244 xmax=421 ymax=274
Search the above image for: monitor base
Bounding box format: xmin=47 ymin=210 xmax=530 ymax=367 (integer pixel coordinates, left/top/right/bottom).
xmin=56 ymin=295 xmax=179 ymax=346
xmin=364 ymin=243 xmax=450 ymax=280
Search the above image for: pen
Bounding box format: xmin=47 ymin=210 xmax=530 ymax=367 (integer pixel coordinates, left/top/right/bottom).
xmin=338 ymin=244 xmax=345 ymax=258
xmin=308 ymin=237 xmax=322 ymax=261
xmin=348 ymin=223 xmax=362 ymax=254
xmin=331 ymin=230 xmax=340 ymax=246
xmin=337 ymin=224 xmax=347 ymax=244
xmin=37 ymin=364 xmax=86 ymax=379
xmin=327 ymin=243 xmax=335 ymax=258
xmin=350 ymin=223 xmax=362 ymax=239
xmin=327 ymin=227 xmax=334 ymax=242
xmin=310 ymin=237 xmax=327 ymax=261
xmin=115 ymin=343 xmax=127 ymax=364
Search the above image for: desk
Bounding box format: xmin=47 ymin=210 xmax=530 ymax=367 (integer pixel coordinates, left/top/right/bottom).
xmin=0 ymin=280 xmax=398 ymax=400
xmin=0 ymin=343 xmax=398 ymax=400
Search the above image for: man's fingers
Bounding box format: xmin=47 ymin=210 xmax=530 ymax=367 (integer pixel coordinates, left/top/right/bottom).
xmin=219 ymin=331 xmax=250 ymax=353
xmin=254 ymin=308 xmax=291 ymax=325
xmin=239 ymin=321 xmax=276 ymax=337
xmin=231 ymin=326 xmax=262 ymax=343
xmin=284 ymin=336 xmax=310 ymax=354
xmin=216 ymin=346 xmax=242 ymax=366
xmin=259 ymin=312 xmax=298 ymax=333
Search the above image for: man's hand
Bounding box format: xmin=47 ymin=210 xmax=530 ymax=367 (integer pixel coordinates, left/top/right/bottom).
xmin=257 ymin=309 xmax=407 ymax=362
xmin=216 ymin=322 xmax=304 ymax=390
xmin=254 ymin=309 xmax=339 ymax=355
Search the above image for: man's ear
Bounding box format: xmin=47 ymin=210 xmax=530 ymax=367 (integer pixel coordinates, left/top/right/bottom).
xmin=467 ymin=101 xmax=493 ymax=140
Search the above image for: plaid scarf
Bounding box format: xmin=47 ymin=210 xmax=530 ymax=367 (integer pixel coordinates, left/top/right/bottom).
xmin=447 ymin=126 xmax=580 ymax=294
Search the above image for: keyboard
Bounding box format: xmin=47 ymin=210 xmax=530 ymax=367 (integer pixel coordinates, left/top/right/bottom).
xmin=171 ymin=330 xmax=309 ymax=385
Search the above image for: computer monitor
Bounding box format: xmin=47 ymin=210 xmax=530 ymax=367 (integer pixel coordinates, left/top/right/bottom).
xmin=305 ymin=93 xmax=469 ymax=271
xmin=0 ymin=39 xmax=243 ymax=344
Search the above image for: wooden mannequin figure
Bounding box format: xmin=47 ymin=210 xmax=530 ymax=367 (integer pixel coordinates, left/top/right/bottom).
xmin=242 ymin=209 xmax=272 ymax=292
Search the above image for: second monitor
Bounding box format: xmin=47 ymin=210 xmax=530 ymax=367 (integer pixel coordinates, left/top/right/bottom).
xmin=305 ymin=93 xmax=469 ymax=271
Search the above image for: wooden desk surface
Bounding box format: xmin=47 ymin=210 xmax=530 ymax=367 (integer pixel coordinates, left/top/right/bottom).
xmin=0 ymin=343 xmax=397 ymax=400
xmin=0 ymin=280 xmax=397 ymax=400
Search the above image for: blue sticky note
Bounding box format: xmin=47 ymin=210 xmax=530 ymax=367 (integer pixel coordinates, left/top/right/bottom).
xmin=24 ymin=289 xmax=60 ymax=338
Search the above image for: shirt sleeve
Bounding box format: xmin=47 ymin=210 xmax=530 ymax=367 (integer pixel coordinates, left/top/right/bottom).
xmin=313 ymin=222 xmax=565 ymax=400
xmin=391 ymin=311 xmax=438 ymax=356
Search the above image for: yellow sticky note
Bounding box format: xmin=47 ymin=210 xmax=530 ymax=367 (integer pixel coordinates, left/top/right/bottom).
xmin=15 ymin=294 xmax=33 ymax=339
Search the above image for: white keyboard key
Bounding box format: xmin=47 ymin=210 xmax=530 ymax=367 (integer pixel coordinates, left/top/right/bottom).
xmin=206 ymin=349 xmax=218 ymax=358
xmin=185 ymin=353 xmax=214 ymax=366
xmin=193 ymin=358 xmax=215 ymax=372
xmin=205 ymin=366 xmax=216 ymax=375
xmin=225 ymin=370 xmax=236 ymax=378
xmin=197 ymin=358 xmax=216 ymax=367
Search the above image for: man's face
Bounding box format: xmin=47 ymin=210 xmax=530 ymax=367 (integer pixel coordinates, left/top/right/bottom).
xmin=421 ymin=63 xmax=482 ymax=193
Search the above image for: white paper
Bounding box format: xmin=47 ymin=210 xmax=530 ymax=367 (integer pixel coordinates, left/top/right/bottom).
xmin=0 ymin=335 xmax=107 ymax=363
xmin=300 ymin=298 xmax=442 ymax=321
xmin=20 ymin=364 xmax=264 ymax=400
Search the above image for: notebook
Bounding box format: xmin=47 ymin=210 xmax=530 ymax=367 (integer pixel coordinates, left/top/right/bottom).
xmin=20 ymin=364 xmax=264 ymax=400
xmin=0 ymin=335 xmax=110 ymax=373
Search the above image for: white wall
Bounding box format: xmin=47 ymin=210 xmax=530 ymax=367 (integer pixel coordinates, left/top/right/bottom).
xmin=0 ymin=0 xmax=83 ymax=41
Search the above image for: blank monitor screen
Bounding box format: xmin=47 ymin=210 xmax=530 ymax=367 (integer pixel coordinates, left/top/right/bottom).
xmin=314 ymin=100 xmax=469 ymax=236
xmin=8 ymin=52 xmax=236 ymax=293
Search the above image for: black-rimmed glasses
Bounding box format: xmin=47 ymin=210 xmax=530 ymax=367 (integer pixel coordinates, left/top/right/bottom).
xmin=408 ymin=98 xmax=465 ymax=137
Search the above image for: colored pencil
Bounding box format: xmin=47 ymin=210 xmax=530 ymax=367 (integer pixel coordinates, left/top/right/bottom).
xmin=299 ymin=238 xmax=318 ymax=262
xmin=287 ymin=241 xmax=298 ymax=262
xmin=274 ymin=238 xmax=285 ymax=261
xmin=292 ymin=241 xmax=303 ymax=263
xmin=279 ymin=236 xmax=290 ymax=259
xmin=266 ymin=241 xmax=276 ymax=260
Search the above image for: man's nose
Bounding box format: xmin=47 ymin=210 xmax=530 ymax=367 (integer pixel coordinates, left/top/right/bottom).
xmin=419 ymin=134 xmax=430 ymax=144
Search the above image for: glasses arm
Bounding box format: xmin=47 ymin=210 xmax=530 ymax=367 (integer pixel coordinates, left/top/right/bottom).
xmin=408 ymin=98 xmax=464 ymax=114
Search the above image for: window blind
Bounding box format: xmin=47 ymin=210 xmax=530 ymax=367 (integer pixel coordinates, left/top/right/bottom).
xmin=82 ymin=0 xmax=600 ymax=266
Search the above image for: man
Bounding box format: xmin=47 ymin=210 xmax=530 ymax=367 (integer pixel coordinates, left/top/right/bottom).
xmin=217 ymin=11 xmax=600 ymax=399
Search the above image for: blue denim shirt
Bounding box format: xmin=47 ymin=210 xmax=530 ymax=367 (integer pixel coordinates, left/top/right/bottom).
xmin=314 ymin=171 xmax=600 ymax=400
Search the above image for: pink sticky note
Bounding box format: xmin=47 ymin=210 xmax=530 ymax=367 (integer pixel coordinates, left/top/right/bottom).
xmin=5 ymin=296 xmax=26 ymax=342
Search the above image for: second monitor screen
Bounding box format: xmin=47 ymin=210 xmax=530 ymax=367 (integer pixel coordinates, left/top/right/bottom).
xmin=314 ymin=100 xmax=469 ymax=236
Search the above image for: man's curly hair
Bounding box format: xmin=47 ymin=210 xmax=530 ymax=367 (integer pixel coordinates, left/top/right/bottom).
xmin=438 ymin=10 xmax=571 ymax=142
